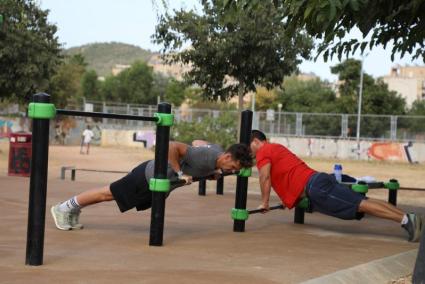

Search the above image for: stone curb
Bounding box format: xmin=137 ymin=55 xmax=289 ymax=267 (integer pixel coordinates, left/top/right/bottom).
xmin=301 ymin=249 xmax=418 ymax=284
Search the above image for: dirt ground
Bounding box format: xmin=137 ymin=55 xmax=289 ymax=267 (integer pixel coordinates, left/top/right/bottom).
xmin=0 ymin=141 xmax=424 ymax=283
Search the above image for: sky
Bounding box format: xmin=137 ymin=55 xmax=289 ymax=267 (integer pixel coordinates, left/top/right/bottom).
xmin=39 ymin=0 xmax=424 ymax=82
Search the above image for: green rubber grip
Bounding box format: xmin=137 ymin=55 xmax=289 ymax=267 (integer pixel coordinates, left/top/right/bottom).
xmin=238 ymin=168 xmax=252 ymax=177
xmin=154 ymin=112 xmax=174 ymax=126
xmin=28 ymin=102 xmax=56 ymax=119
xmin=231 ymin=208 xmax=249 ymax=221
xmin=149 ymin=178 xmax=170 ymax=192
xmin=352 ymin=183 xmax=369 ymax=194
xmin=385 ymin=179 xmax=400 ymax=190
xmin=297 ymin=197 xmax=310 ymax=209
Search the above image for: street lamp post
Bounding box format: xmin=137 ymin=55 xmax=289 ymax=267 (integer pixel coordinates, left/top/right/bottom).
xmin=277 ymin=103 xmax=282 ymax=135
xmin=356 ymin=56 xmax=365 ymax=159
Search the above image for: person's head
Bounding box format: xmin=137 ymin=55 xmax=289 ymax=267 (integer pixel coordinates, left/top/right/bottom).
xmin=217 ymin=143 xmax=253 ymax=172
xmin=87 ymin=125 xmax=91 ymax=130
xmin=250 ymin=130 xmax=267 ymax=155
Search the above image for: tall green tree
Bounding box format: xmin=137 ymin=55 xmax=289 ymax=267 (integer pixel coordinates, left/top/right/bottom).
xmin=0 ymin=0 xmax=62 ymax=102
xmin=101 ymin=61 xmax=156 ymax=104
xmin=226 ymin=0 xmax=425 ymax=62
xmin=48 ymin=55 xmax=87 ymax=108
xmin=80 ymin=70 xmax=101 ymax=101
xmin=153 ymin=1 xmax=313 ymax=108
xmin=331 ymin=59 xmax=406 ymax=138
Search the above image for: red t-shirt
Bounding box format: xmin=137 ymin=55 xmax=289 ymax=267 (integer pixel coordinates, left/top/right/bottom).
xmin=256 ymin=143 xmax=316 ymax=209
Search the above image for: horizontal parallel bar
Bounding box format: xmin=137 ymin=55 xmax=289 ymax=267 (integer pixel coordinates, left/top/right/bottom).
xmin=248 ymin=204 xmax=285 ymax=214
xmin=75 ymin=168 xmax=129 ymax=174
xmin=57 ymin=109 xmax=158 ymax=122
xmin=171 ymin=171 xmax=238 ymax=187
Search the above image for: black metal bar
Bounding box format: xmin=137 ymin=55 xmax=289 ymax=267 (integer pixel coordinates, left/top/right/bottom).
xmin=57 ymin=109 xmax=158 ymax=122
xmin=388 ymin=190 xmax=397 ymax=206
xmin=234 ymin=110 xmax=253 ymax=232
xmin=413 ymin=223 xmax=425 ymax=283
xmin=248 ymin=204 xmax=284 ymax=215
xmin=149 ymin=103 xmax=171 ymax=246
xmin=198 ymin=180 xmax=206 ymax=196
xmin=294 ymin=207 xmax=305 ymax=224
xmin=60 ymin=167 xmax=66 ymax=180
xmin=216 ymin=176 xmax=224 ymax=195
xmin=399 ymin=187 xmax=425 ymax=192
xmin=71 ymin=168 xmax=76 ymax=181
xmin=26 ymin=93 xmax=51 ymax=266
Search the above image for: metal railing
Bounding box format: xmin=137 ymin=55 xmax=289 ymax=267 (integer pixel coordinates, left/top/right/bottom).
xmin=81 ymin=100 xmax=425 ymax=142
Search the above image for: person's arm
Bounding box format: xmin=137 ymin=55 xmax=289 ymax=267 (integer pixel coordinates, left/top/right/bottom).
xmin=258 ymin=162 xmax=272 ymax=212
xmin=168 ymin=142 xmax=192 ymax=184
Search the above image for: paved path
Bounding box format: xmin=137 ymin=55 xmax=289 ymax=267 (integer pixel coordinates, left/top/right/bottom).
xmin=0 ymin=175 xmax=421 ymax=283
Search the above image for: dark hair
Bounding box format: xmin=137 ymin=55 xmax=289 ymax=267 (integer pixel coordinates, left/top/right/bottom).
xmin=225 ymin=143 xmax=253 ymax=168
xmin=250 ymin=130 xmax=267 ymax=142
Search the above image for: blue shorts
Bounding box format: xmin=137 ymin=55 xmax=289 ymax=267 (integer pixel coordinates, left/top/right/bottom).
xmin=306 ymin=173 xmax=367 ymax=220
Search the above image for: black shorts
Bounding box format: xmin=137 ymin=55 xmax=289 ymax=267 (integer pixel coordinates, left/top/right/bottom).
xmin=110 ymin=161 xmax=152 ymax=212
xmin=306 ymin=173 xmax=367 ymax=220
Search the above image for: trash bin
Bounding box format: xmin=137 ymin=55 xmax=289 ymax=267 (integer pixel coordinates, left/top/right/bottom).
xmin=8 ymin=132 xmax=32 ymax=177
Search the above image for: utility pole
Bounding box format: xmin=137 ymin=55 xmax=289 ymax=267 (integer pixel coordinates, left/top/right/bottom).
xmin=356 ymin=56 xmax=365 ymax=160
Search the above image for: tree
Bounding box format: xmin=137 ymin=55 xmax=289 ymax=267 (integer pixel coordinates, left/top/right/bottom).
xmin=48 ymin=55 xmax=87 ymax=108
xmin=164 ymin=79 xmax=186 ymax=106
xmin=331 ymin=59 xmax=406 ymax=138
xmin=153 ymin=1 xmax=313 ymax=108
xmin=80 ymin=70 xmax=101 ymax=101
xmin=0 ymin=0 xmax=62 ymax=103
xmin=276 ymin=77 xmax=340 ymax=136
xmin=101 ymin=61 xmax=156 ymax=104
xmin=226 ymin=0 xmax=425 ymax=62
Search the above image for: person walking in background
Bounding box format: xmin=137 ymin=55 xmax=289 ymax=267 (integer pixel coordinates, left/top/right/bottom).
xmin=80 ymin=125 xmax=94 ymax=155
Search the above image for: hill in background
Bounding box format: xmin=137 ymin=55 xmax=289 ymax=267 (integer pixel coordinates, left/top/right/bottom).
xmin=65 ymin=42 xmax=155 ymax=77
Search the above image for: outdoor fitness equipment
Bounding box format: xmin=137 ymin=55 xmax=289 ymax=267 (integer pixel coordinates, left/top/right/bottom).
xmin=25 ymin=93 xmax=173 ymax=266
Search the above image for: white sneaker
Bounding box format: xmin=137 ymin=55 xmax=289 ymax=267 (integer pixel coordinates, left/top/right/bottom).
xmin=51 ymin=204 xmax=72 ymax=231
xmin=70 ymin=209 xmax=84 ymax=230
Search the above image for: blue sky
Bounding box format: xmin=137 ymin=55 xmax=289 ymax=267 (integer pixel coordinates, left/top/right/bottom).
xmin=39 ymin=0 xmax=424 ymax=82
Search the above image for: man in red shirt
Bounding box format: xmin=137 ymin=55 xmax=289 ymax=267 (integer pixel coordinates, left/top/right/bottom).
xmin=250 ymin=130 xmax=423 ymax=242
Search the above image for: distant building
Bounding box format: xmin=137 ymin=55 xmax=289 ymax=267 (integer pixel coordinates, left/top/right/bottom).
xmin=147 ymin=54 xmax=191 ymax=80
xmin=382 ymin=65 xmax=425 ymax=107
xmin=111 ymin=64 xmax=131 ymax=76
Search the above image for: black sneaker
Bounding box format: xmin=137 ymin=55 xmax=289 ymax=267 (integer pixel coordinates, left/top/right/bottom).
xmin=402 ymin=213 xmax=423 ymax=242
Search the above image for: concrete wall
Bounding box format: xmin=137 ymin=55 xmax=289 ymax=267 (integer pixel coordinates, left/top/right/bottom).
xmin=271 ymin=136 xmax=425 ymax=163
xmin=101 ymin=129 xmax=155 ymax=148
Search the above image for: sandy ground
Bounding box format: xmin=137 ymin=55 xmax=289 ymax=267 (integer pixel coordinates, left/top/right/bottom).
xmin=0 ymin=141 xmax=424 ymax=283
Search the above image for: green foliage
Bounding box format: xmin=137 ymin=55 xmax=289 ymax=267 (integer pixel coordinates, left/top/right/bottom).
xmin=277 ymin=77 xmax=337 ymax=113
xmin=65 ymin=42 xmax=153 ymax=77
xmin=153 ymin=1 xmax=313 ymax=101
xmin=172 ymin=111 xmax=238 ymax=149
xmin=331 ymin=59 xmax=406 ymax=138
xmin=0 ymin=0 xmax=61 ymax=103
xmin=101 ymin=61 xmax=156 ymax=104
xmin=80 ymin=70 xmax=101 ymax=101
xmin=227 ymin=0 xmax=425 ymax=62
xmin=164 ymin=79 xmax=186 ymax=106
xmin=48 ymin=55 xmax=86 ymax=108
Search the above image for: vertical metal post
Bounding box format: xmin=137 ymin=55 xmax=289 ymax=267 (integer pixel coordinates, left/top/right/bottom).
xmin=390 ymin=116 xmax=397 ymax=141
xmin=233 ymin=110 xmax=252 ymax=232
xmin=198 ymin=180 xmax=206 ymax=196
xmin=149 ymin=103 xmax=171 ymax=246
xmin=71 ymin=168 xmax=76 ymax=181
xmin=356 ymin=56 xmax=365 ymax=159
xmin=294 ymin=207 xmax=305 ymax=224
xmin=388 ymin=190 xmax=397 ymax=206
xmin=26 ymin=93 xmax=51 ymax=266
xmin=216 ymin=176 xmax=224 ymax=195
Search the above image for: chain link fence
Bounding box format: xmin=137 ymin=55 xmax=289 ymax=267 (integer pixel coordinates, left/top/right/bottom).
xmin=82 ymin=100 xmax=425 ymax=142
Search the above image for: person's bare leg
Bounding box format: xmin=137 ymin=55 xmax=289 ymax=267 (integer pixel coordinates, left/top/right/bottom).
xmin=86 ymin=142 xmax=90 ymax=155
xmin=75 ymin=186 xmax=114 ymax=207
xmin=367 ymin=198 xmax=405 ymax=215
xmin=358 ymin=199 xmax=404 ymax=222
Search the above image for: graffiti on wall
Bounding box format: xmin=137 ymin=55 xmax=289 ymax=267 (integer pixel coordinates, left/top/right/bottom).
xmin=368 ymin=142 xmax=416 ymax=163
xmin=0 ymin=119 xmax=13 ymax=138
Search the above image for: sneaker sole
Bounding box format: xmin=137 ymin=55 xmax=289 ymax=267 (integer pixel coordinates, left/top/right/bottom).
xmin=50 ymin=206 xmax=71 ymax=231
